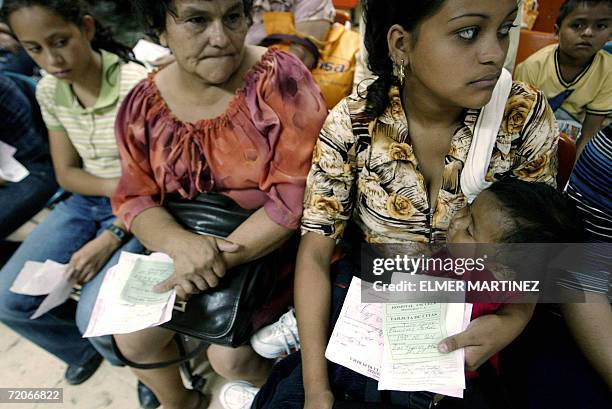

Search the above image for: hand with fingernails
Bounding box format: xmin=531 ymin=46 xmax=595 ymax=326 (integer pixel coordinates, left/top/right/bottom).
xmin=438 ymin=305 xmax=534 ymax=371
xmin=67 ymin=233 xmax=121 ymax=284
xmin=154 ymin=233 xmax=240 ymax=300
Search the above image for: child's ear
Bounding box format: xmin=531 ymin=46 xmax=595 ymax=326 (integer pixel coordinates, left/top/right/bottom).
xmin=82 ymin=15 xmax=96 ymax=42
xmin=553 ymin=24 xmax=560 ymax=37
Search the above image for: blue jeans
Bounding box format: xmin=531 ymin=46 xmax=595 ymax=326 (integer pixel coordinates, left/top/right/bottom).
xmin=0 ymin=194 xmax=144 ymax=366
xmin=252 ymin=259 xmax=376 ymax=409
xmin=502 ymin=307 xmax=611 ymax=409
xmin=0 ymin=162 xmax=58 ymax=239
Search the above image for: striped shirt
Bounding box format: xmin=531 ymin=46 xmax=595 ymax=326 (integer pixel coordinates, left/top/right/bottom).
xmin=36 ymin=50 xmax=147 ymax=178
xmin=567 ymin=126 xmax=612 ymax=241
xmin=562 ymin=126 xmax=611 ymax=297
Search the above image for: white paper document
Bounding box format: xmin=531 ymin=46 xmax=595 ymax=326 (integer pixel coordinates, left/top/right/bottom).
xmin=31 ymin=277 xmax=74 ymax=319
xmin=325 ymin=277 xmax=472 ymax=398
xmin=0 ymin=140 xmax=16 ymax=156
xmin=11 ymin=260 xmax=68 ymax=296
xmin=0 ymin=140 xmax=29 ymax=182
xmin=9 ymin=259 xmax=76 ymax=319
xmin=83 ymin=252 xmax=176 ymax=338
xmin=325 ymin=277 xmax=387 ymax=380
xmin=378 ymin=303 xmax=467 ymax=398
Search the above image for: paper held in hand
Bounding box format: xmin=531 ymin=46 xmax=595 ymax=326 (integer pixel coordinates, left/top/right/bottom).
xmin=10 ymin=259 xmax=76 ymax=319
xmin=0 ymin=140 xmax=29 ymax=182
xmin=325 ymin=277 xmax=472 ymax=398
xmin=11 ymin=260 xmax=66 ymax=296
xmin=83 ymin=251 xmax=176 ymax=337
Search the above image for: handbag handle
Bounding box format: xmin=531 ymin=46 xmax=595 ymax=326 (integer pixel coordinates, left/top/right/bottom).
xmin=111 ymin=333 xmax=207 ymax=369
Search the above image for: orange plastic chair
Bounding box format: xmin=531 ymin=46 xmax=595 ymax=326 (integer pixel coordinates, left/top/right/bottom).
xmin=515 ymin=28 xmax=557 ymax=68
xmin=557 ymin=132 xmax=577 ymax=188
xmin=532 ymin=0 xmax=565 ymax=33
xmin=332 ymin=0 xmax=358 ymax=9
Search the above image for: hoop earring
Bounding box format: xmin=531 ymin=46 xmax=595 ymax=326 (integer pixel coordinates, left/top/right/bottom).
xmin=393 ymin=59 xmax=406 ymax=85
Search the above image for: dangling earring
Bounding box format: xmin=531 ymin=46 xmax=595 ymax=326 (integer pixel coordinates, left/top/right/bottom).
xmin=393 ymin=59 xmax=406 ymax=85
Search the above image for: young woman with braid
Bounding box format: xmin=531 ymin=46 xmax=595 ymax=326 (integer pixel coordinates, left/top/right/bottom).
xmin=252 ymin=0 xmax=561 ymax=408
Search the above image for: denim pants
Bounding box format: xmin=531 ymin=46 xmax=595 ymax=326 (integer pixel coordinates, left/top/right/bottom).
xmin=502 ymin=307 xmax=612 ymax=409
xmin=0 ymin=194 xmax=144 ymax=366
xmin=0 ymin=162 xmax=57 ymax=239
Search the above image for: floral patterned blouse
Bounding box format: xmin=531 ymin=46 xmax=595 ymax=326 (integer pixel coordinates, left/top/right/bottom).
xmin=112 ymin=49 xmax=327 ymax=230
xmin=301 ymin=81 xmax=559 ymax=244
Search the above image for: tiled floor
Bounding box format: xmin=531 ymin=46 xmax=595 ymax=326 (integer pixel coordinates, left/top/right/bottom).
xmin=0 ymin=322 xmax=230 ymax=409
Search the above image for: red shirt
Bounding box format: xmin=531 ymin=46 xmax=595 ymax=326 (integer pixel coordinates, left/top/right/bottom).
xmin=112 ymin=49 xmax=328 ymax=230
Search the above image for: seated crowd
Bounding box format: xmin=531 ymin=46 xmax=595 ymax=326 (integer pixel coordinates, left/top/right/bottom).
xmin=0 ymin=1 xmax=610 ymax=409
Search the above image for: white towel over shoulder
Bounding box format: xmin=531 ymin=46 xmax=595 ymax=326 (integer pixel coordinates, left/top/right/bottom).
xmin=460 ymin=69 xmax=513 ymax=203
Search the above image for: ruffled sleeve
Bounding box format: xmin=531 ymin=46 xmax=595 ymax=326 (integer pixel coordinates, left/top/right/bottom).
xmin=111 ymin=79 xmax=162 ymax=230
xmin=245 ymin=50 xmax=327 ymax=229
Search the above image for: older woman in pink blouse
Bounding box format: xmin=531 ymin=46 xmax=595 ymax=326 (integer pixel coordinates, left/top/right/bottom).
xmin=111 ymin=1 xmax=327 ymax=408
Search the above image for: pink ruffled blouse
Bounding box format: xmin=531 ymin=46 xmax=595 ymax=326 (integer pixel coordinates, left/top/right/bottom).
xmin=112 ymin=49 xmax=327 ymax=230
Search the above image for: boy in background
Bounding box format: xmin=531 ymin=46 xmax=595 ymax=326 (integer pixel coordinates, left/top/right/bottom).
xmin=515 ymin=0 xmax=612 ymax=158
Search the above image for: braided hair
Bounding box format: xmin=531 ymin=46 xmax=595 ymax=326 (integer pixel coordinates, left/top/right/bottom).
xmin=1 ymin=0 xmax=137 ymax=63
xmin=362 ymin=0 xmax=446 ymax=117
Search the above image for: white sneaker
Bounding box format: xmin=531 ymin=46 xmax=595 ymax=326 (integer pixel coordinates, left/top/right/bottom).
xmin=219 ymin=380 xmax=259 ymax=409
xmin=250 ymin=308 xmax=300 ymax=359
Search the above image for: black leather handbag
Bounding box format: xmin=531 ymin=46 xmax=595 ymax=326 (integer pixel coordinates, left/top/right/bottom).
xmin=112 ymin=192 xmax=290 ymax=370
xmin=160 ymin=192 xmax=281 ymax=347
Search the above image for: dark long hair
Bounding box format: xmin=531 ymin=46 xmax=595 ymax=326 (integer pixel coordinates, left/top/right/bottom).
xmin=1 ymin=0 xmax=137 ymax=63
xmin=362 ymin=0 xmax=446 ymax=117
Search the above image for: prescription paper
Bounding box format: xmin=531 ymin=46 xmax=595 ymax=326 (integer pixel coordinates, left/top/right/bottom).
xmin=326 ymin=277 xmax=472 ymax=398
xmin=83 ymin=252 xmax=176 ymax=337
